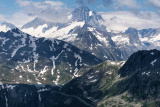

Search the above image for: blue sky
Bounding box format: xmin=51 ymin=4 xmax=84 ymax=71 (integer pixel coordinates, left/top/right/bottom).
xmin=0 ymin=0 xmax=156 ymax=15
xmin=0 ymin=0 xmax=160 ymax=27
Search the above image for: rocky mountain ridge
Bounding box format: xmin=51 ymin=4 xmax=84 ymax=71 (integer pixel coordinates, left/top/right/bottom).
xmin=0 ymin=28 xmax=102 ymax=85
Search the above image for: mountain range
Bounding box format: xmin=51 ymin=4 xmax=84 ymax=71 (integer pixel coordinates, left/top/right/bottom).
xmin=0 ymin=6 xmax=160 ymax=107
xmin=1 ymin=6 xmax=160 ymax=62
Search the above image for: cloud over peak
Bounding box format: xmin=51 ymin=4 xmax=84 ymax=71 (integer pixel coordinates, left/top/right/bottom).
xmin=9 ymin=0 xmax=71 ymax=27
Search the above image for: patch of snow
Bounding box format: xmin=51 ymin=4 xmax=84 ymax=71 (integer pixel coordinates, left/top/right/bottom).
xmin=151 ymin=59 xmax=157 ymax=66
xmin=53 ymin=75 xmax=60 ymax=85
xmin=27 ymin=79 xmax=30 ymax=82
xmin=90 ymin=79 xmax=98 ymax=83
xmin=48 ymin=21 xmax=85 ymax=41
xmin=89 ymin=46 xmax=93 ymax=50
xmin=96 ymin=71 xmax=99 ymax=73
xmin=38 ymin=88 xmax=49 ymax=92
xmin=1 ymin=38 xmax=9 ymax=46
xmin=23 ymin=58 xmax=31 ymax=63
xmin=0 ymin=25 xmax=11 ymax=32
xmin=63 ymin=43 xmax=68 ymax=48
xmin=74 ymin=53 xmax=82 ymax=66
xmin=50 ymin=50 xmax=64 ymax=75
xmin=107 ymin=71 xmax=112 ymax=75
xmin=87 ymin=27 xmax=95 ymax=31
xmin=111 ymin=35 xmax=129 ymax=45
xmin=6 ymin=85 xmax=16 ymax=90
xmin=73 ymin=68 xmax=79 ymax=77
xmin=20 ymin=65 xmax=25 ymax=71
xmin=66 ymin=48 xmax=72 ymax=52
xmin=88 ymin=75 xmax=94 ymax=79
xmin=111 ymin=62 xmax=116 ymax=65
xmin=5 ymin=95 xmax=8 ymax=107
xmin=142 ymin=72 xmax=151 ymax=76
xmin=150 ymin=34 xmax=160 ymax=41
xmin=96 ymin=44 xmax=102 ymax=46
xmin=104 ymin=56 xmax=108 ymax=59
xmin=11 ymin=33 xmax=27 ymax=58
xmin=55 ymin=40 xmax=60 ymax=45
xmin=19 ymin=75 xmax=22 ymax=78
xmin=27 ymin=65 xmax=33 ymax=72
xmin=38 ymin=93 xmax=41 ymax=102
xmin=40 ymin=66 xmax=48 ymax=75
xmin=37 ymin=82 xmax=42 ymax=84
xmin=89 ymin=11 xmax=93 ymax=16
xmin=151 ymin=52 xmax=154 ymax=55
xmin=93 ymin=31 xmax=110 ymax=47
xmin=29 ymin=36 xmax=39 ymax=72
xmin=22 ymin=24 xmax=58 ymax=37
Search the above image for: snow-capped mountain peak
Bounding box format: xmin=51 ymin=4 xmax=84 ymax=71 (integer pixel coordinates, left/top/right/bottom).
xmin=71 ymin=6 xmax=103 ymax=25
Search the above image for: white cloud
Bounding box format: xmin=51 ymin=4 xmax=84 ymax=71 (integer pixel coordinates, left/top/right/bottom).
xmin=147 ymin=0 xmax=160 ymax=8
xmin=99 ymin=11 xmax=160 ymax=32
xmin=44 ymin=1 xmax=64 ymax=6
xmin=16 ymin=0 xmax=30 ymax=7
xmin=7 ymin=11 xmax=36 ymax=27
xmin=8 ymin=0 xmax=71 ymax=27
xmin=114 ymin=0 xmax=139 ymax=8
xmin=0 ymin=14 xmax=5 ymax=22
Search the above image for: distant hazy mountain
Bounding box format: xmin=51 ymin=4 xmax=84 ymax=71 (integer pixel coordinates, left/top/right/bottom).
xmin=111 ymin=27 xmax=160 ymax=57
xmin=0 ymin=22 xmax=16 ymax=32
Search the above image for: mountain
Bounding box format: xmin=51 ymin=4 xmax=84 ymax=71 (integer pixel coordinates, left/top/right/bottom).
xmin=139 ymin=28 xmax=160 ymax=50
xmin=3 ymin=7 xmax=160 ymax=62
xmin=21 ymin=6 xmax=104 ymax=40
xmin=0 ymin=22 xmax=16 ymax=32
xmin=0 ymin=60 xmax=124 ymax=107
xmin=21 ymin=6 xmax=128 ymax=61
xmin=111 ymin=28 xmax=147 ymax=56
xmin=61 ymin=49 xmax=160 ymax=107
xmin=71 ymin=24 xmax=128 ymax=61
xmin=111 ymin=27 xmax=160 ymax=57
xmin=1 ymin=49 xmax=160 ymax=107
xmin=0 ymin=28 xmax=102 ymax=85
xmin=70 ymin=6 xmax=103 ymax=26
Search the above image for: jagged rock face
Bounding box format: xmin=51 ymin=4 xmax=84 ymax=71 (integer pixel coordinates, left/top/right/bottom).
xmin=0 ymin=28 xmax=102 ymax=85
xmin=71 ymin=6 xmax=103 ymax=26
xmin=72 ymin=24 xmax=129 ymax=61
